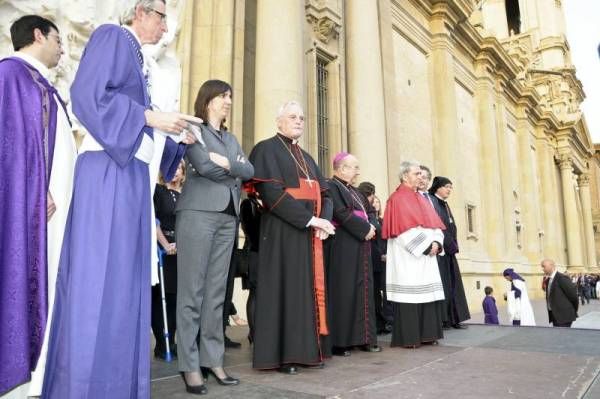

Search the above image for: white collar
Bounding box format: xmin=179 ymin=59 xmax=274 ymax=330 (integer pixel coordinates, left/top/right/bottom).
xmin=122 ymin=25 xmax=142 ymax=47
xmin=13 ymin=52 xmax=50 ymax=80
xmin=550 ymin=270 xmax=557 ymax=280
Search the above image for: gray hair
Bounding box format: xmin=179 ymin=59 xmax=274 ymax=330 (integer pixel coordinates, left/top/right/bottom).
xmin=119 ymin=0 xmax=165 ymax=25
xmin=399 ymin=160 xmax=420 ymax=182
xmin=276 ymin=100 xmax=303 ymax=119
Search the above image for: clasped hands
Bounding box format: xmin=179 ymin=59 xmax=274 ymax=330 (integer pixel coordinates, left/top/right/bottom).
xmin=311 ymin=218 xmax=336 ymax=241
xmin=144 ymin=110 xmax=203 ymax=145
xmin=164 ymin=242 xmax=177 ymax=255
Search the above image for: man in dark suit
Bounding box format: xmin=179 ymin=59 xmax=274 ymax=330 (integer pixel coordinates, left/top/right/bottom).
xmin=541 ymin=259 xmax=578 ymax=327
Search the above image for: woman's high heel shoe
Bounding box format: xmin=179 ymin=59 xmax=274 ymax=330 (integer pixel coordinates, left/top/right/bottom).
xmin=180 ymin=372 xmax=208 ymax=395
xmin=200 ymin=367 xmax=240 ymax=386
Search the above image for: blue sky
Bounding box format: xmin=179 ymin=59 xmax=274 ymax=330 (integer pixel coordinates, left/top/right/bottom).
xmin=564 ymin=0 xmax=600 ymax=142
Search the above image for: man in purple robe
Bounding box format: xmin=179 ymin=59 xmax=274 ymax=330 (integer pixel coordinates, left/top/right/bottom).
xmin=0 ymin=15 xmax=76 ymax=397
xmin=41 ymin=1 xmax=199 ymax=397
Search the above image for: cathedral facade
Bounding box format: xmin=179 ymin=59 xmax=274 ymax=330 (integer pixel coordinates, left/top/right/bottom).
xmin=2 ymin=0 xmax=598 ymax=309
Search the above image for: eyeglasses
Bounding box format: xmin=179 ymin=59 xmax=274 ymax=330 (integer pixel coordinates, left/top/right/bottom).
xmin=46 ymin=33 xmax=63 ymax=47
xmin=148 ymin=7 xmax=167 ymax=22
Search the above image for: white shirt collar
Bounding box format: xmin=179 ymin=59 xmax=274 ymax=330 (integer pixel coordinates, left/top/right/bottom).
xmin=550 ymin=270 xmax=557 ymax=280
xmin=122 ymin=25 xmax=142 ymax=47
xmin=13 ymin=52 xmax=50 ymax=80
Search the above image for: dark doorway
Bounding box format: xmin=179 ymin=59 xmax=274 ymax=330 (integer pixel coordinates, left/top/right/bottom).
xmin=505 ymin=0 xmax=521 ymax=35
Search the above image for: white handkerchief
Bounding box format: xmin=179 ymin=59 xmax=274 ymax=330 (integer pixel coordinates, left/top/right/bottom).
xmin=188 ymin=123 xmax=206 ymax=147
xmin=155 ymin=129 xmax=186 ymax=144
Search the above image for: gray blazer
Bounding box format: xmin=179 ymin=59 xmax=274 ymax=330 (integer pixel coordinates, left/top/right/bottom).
xmin=177 ymin=123 xmax=254 ymax=216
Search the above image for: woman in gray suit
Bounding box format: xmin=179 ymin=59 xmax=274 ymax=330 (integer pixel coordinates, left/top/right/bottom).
xmin=176 ymin=80 xmax=253 ymax=395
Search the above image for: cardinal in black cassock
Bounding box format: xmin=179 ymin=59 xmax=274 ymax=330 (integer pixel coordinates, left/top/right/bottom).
xmin=324 ymin=153 xmax=380 ymax=356
xmin=428 ymin=176 xmax=470 ymax=328
xmin=248 ymin=102 xmax=334 ymax=374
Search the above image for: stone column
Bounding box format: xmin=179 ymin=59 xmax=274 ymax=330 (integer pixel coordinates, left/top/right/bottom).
xmin=578 ymin=173 xmax=597 ymax=269
xmin=493 ymin=80 xmax=518 ymax=255
xmin=429 ymin=3 xmax=465 ymax=233
xmin=254 ymin=0 xmax=304 ymax=142
xmin=559 ymin=154 xmax=584 ymax=269
xmin=536 ymin=135 xmax=560 ymax=261
xmin=481 ymin=0 xmax=509 ymax=38
xmin=474 ymin=53 xmax=505 ymax=257
xmin=516 ymin=113 xmax=539 ymax=260
xmin=345 ymin=0 xmax=389 ymax=198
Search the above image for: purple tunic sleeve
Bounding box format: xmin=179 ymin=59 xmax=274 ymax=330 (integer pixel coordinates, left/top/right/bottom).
xmin=70 ymin=25 xmax=147 ymax=168
xmin=160 ymin=137 xmax=186 ymax=182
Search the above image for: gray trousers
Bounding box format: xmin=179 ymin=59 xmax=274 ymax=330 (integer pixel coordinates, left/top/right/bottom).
xmin=176 ymin=210 xmax=236 ymax=371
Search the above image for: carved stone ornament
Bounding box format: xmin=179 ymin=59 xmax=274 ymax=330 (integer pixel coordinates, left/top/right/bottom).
xmin=0 ymin=0 xmax=185 ymax=135
xmin=578 ymin=173 xmax=590 ymax=187
xmin=307 ymin=14 xmax=340 ymax=44
xmin=558 ymin=153 xmax=573 ymax=170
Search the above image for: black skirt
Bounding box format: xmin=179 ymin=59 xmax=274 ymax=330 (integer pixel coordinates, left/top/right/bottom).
xmin=390 ymin=301 xmax=443 ymax=347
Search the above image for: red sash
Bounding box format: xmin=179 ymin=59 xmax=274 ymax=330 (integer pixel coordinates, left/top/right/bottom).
xmin=285 ymin=178 xmax=329 ymax=335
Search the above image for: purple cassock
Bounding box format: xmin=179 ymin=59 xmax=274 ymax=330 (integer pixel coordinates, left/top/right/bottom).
xmin=482 ymin=296 xmax=499 ymax=325
xmin=0 ymin=56 xmax=62 ymax=395
xmin=41 ymin=24 xmax=184 ymax=398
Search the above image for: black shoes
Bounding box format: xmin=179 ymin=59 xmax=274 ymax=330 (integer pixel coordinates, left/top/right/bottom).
xmin=360 ymin=345 xmax=382 ymax=353
xmin=225 ymin=336 xmax=242 ymax=348
xmin=180 ymin=372 xmax=208 ymax=395
xmin=277 ymin=364 xmax=298 ymax=375
xmin=201 ymin=367 xmax=240 ymax=386
xmin=452 ymin=323 xmax=468 ymax=330
xmin=332 ymin=347 xmax=351 ymax=357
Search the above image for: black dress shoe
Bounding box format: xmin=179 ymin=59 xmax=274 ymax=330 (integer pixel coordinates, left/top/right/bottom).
xmin=201 ymin=367 xmax=240 ymax=386
xmin=180 ymin=372 xmax=208 ymax=395
xmin=360 ymin=345 xmax=382 ymax=353
xmin=225 ymin=336 xmax=242 ymax=348
xmin=278 ymin=365 xmax=298 ymax=375
xmin=332 ymin=347 xmax=351 ymax=357
xmin=452 ymin=323 xmax=468 ymax=330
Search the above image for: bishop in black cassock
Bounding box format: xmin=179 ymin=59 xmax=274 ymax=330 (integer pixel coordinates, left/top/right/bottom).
xmin=324 ymin=153 xmax=380 ymax=356
xmin=248 ymin=101 xmax=334 ymax=374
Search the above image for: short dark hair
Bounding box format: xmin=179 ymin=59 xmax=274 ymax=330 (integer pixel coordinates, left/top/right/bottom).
xmin=357 ymin=182 xmax=375 ymax=197
xmin=193 ymin=79 xmax=232 ymax=131
xmin=10 ymin=15 xmax=59 ymax=51
xmin=484 ymin=286 xmax=493 ymax=295
xmin=420 ymin=165 xmax=432 ymax=179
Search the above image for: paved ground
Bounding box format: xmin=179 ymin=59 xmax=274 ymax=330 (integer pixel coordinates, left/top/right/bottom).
xmin=468 ymin=297 xmax=600 ymax=329
xmin=151 ymin=299 xmax=600 ymax=398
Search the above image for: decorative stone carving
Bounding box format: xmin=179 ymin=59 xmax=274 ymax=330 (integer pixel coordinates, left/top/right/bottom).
xmin=305 ymin=0 xmax=342 ymax=44
xmin=558 ymin=153 xmax=573 ymax=170
xmin=307 ymin=14 xmax=340 ymax=43
xmin=0 ymin=0 xmax=185 ymax=137
xmin=578 ymin=173 xmax=591 ymax=187
xmin=502 ymin=32 xmax=541 ymax=77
